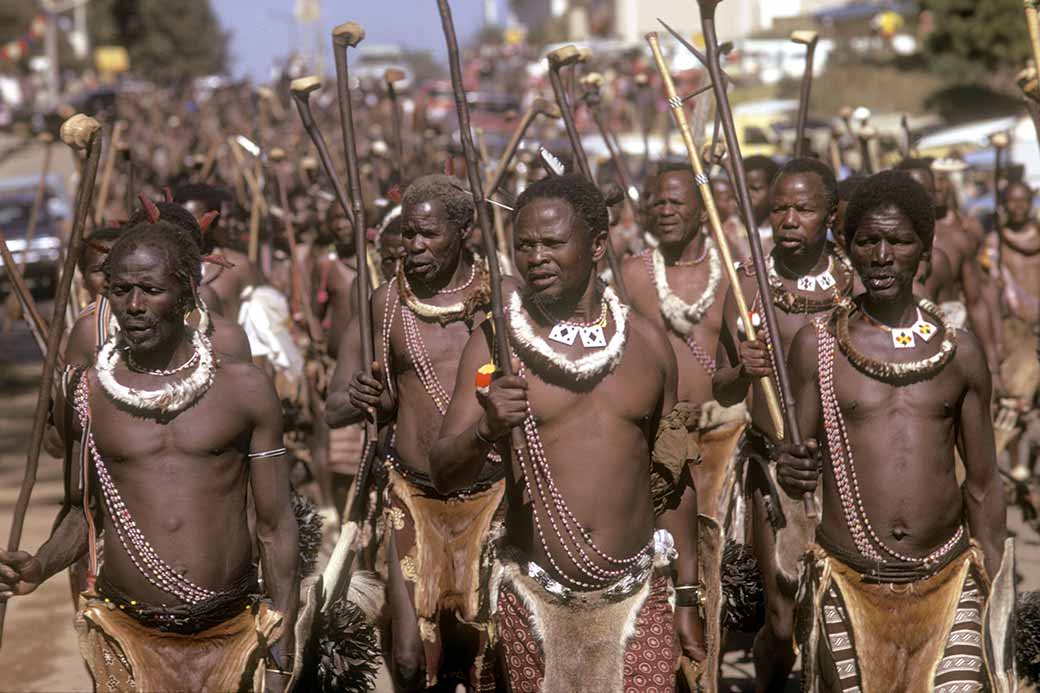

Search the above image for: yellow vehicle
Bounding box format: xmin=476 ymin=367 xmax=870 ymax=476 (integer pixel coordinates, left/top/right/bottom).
xmin=721 ymin=99 xmax=798 ymax=158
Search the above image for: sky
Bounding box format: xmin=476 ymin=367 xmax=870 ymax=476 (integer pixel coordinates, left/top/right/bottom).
xmin=213 ymin=0 xmax=510 ymax=82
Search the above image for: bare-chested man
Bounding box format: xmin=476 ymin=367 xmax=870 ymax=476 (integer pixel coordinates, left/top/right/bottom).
xmin=745 ymin=155 xmax=781 ymax=250
xmin=777 ymin=170 xmax=1011 ymax=691
xmin=0 ymin=221 xmax=299 ymax=692
xmin=989 ymin=181 xmax=1040 ymax=479
xmin=713 ymin=158 xmax=853 ymax=692
xmin=65 ymin=199 xmax=252 ymax=369
xmin=711 ymin=175 xmax=751 ymax=263
xmin=326 ymin=174 xmax=502 ymax=691
xmin=897 ymin=161 xmax=1000 ymax=372
xmin=431 ymin=174 xmax=705 ymax=691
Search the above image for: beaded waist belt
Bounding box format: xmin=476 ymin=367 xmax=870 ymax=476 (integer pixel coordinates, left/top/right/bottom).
xmin=816 ymin=527 xmax=969 ymax=584
xmin=94 ymin=569 xmax=260 ymax=635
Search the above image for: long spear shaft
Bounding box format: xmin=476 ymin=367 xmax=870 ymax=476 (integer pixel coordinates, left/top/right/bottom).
xmin=436 ymin=0 xmax=530 ymax=492
xmin=697 ymin=1 xmax=815 ymax=519
xmin=646 ymin=31 xmax=786 ymax=443
xmin=0 ymin=115 xmax=102 ymax=647
xmin=0 ymin=228 xmax=51 ymax=356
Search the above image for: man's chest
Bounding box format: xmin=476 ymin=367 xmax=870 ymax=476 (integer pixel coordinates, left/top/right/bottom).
xmin=829 ymin=356 xmax=964 ymax=425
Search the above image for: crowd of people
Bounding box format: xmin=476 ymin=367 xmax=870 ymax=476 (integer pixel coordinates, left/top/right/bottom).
xmin=0 ymin=13 xmax=1038 ymax=693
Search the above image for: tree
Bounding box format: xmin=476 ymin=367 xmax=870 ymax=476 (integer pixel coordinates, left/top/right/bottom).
xmin=89 ymin=0 xmax=227 ymax=85
xmin=919 ymin=0 xmax=1031 ymax=89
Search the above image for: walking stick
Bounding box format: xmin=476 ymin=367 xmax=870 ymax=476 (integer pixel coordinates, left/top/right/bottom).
xmin=790 ymin=30 xmax=818 ymax=158
xmin=992 ymin=132 xmax=1010 ymax=275
xmin=580 ymin=73 xmax=640 ymax=218
xmin=545 ymin=44 xmax=630 ymax=303
xmin=289 ymin=77 xmax=356 ymax=234
xmin=94 ymin=120 xmax=126 ymax=225
xmin=436 ymin=0 xmax=531 ymax=507
xmin=484 ymin=97 xmax=560 ymax=198
xmin=0 ymin=228 xmax=51 ymax=356
xmin=857 ymin=124 xmax=878 ymax=174
xmin=384 ymin=67 xmax=407 ymax=176
xmin=269 ymin=147 xmax=322 ymax=344
xmin=1025 ymin=1 xmax=1040 ymax=76
xmin=693 ymin=0 xmax=817 ymax=518
xmin=0 ymin=114 xmax=102 ymax=648
xmin=19 ymin=133 xmax=54 ymax=276
xmin=120 ymin=142 xmax=134 ymax=215
xmin=646 ymin=31 xmax=786 ymax=445
xmin=319 ymin=21 xmax=381 ymax=610
xmin=900 ymin=114 xmax=914 ymax=158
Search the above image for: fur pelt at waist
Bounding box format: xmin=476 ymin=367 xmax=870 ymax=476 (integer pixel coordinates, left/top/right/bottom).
xmin=388 ymin=468 xmax=504 ymax=622
xmin=76 ymin=595 xmax=282 ymax=693
xmin=489 ymin=552 xmax=665 ymax=693
xmin=799 ymin=543 xmax=983 ymax=693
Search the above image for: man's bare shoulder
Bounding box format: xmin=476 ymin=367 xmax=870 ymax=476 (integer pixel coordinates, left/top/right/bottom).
xmin=951 ymin=327 xmax=988 ymax=387
xmin=211 ymin=316 xmax=251 ymax=362
xmin=789 ymin=320 xmax=822 ymax=376
xmin=626 ymin=308 xmax=671 ymax=366
xmin=67 ymin=310 xmax=98 ymax=367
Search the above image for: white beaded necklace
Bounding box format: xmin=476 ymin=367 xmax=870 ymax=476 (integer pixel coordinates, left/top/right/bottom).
xmin=507 ymin=287 xmax=628 ymax=384
xmin=96 ymin=327 xmax=215 ymax=415
xmin=648 ymin=238 xmax=721 ymax=337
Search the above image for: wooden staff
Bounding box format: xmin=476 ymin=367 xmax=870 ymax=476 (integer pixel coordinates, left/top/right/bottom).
xmin=94 ymin=120 xmax=126 ymax=225
xmin=384 ymin=67 xmax=407 ymax=175
xmin=1018 ymin=66 xmax=1040 ymax=154
xmin=436 ymin=0 xmax=531 ymax=510
xmin=828 ymin=131 xmax=843 ymax=175
xmin=319 ymin=20 xmax=382 ymax=610
xmin=0 ymin=228 xmax=50 ymax=356
xmin=289 ymin=77 xmax=356 ymax=234
xmin=646 ymin=32 xmax=786 ymax=450
xmin=857 ymin=124 xmax=878 ymax=174
xmin=268 ymin=148 xmax=322 ymax=343
xmin=580 ymin=73 xmax=640 ymax=220
xmin=545 ymin=44 xmax=629 ymax=303
xmin=900 ymin=114 xmax=914 ymax=158
xmin=0 ymin=114 xmax=103 ymax=647
xmin=19 ymin=133 xmax=54 ymax=276
xmin=1026 ymin=0 xmax=1040 ymax=76
xmin=120 ymin=142 xmax=133 ymax=215
xmin=992 ymin=132 xmax=1010 ymax=273
xmin=696 ymin=0 xmax=816 ymax=517
xmin=790 ymin=30 xmax=818 ymax=158
xmin=484 ymin=97 xmax=560 ymax=197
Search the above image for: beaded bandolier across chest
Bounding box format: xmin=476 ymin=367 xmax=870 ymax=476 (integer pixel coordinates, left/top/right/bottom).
xmin=814 ymin=300 xmax=962 ymax=573
xmin=506 ymin=287 xmax=657 ymax=590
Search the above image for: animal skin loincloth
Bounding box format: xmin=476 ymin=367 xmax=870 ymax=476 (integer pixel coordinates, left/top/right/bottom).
xmin=385 ymin=466 xmax=504 ymax=688
xmin=797 ymin=540 xmax=1017 ymax=693
xmin=490 ymin=549 xmax=677 ymax=693
xmin=76 ymin=593 xmax=282 ymax=693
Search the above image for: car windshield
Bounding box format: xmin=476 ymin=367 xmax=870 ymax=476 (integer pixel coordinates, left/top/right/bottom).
xmin=0 ymin=195 xmax=51 ymax=239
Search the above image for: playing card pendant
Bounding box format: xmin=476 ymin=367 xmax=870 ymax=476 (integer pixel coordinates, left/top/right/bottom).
xmin=548 ymin=324 xmax=578 ymax=346
xmin=797 ymin=276 xmax=817 ymax=291
xmin=817 ymin=271 xmax=836 ymax=290
xmin=911 ymin=319 xmax=936 ymax=341
xmin=579 ymin=325 xmax=607 ymax=348
xmin=892 ymin=329 xmax=916 ymax=349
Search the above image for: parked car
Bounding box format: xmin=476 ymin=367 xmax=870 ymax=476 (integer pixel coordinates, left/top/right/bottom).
xmin=0 ymin=174 xmax=71 ymax=295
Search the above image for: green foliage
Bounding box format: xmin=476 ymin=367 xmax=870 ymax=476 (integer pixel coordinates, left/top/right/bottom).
xmin=89 ymin=0 xmax=227 ymax=84
xmin=919 ymin=0 xmax=1031 ymax=83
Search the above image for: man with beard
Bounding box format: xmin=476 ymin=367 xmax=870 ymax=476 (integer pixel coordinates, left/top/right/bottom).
xmin=895 ymin=159 xmax=999 ymax=373
xmin=0 ymin=222 xmax=299 ymax=692
xmin=988 ymin=181 xmax=1040 ymax=480
xmin=621 ymin=163 xmax=742 ymax=684
xmin=326 ymin=174 xmax=502 ymax=691
xmin=777 ymin=170 xmax=1012 ymax=691
xmin=432 ymin=174 xmax=705 ymax=691
xmin=713 ymin=158 xmax=854 ymax=692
